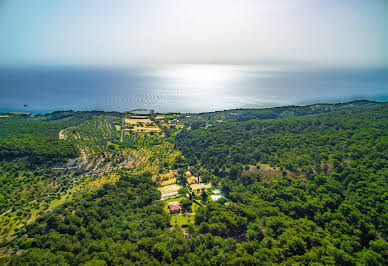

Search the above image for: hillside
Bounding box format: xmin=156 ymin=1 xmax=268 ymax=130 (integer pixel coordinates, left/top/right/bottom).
xmin=0 ymin=101 xmax=387 ymax=265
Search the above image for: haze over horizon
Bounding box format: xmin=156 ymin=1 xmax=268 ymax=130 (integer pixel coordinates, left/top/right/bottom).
xmin=1 ymin=0 xmax=387 ymax=68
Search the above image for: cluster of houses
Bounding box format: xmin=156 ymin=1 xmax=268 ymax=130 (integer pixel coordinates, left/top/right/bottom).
xmin=159 ymin=118 xmax=180 ymax=125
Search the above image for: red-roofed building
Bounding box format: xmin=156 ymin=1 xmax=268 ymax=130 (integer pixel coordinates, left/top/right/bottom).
xmin=168 ymin=201 xmax=181 ymax=214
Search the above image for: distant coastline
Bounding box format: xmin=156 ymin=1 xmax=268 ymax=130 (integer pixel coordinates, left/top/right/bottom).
xmin=1 ymin=99 xmax=386 ymax=117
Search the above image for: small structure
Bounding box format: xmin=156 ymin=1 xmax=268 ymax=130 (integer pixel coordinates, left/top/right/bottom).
xmin=168 ymin=201 xmax=181 ymax=214
xmin=161 ymin=191 xmax=178 ymax=200
xmin=216 ymin=120 xmax=223 ymax=123
xmin=212 ymin=189 xmax=221 ymax=194
xmin=169 ymin=119 xmax=179 ymax=124
xmin=211 ymin=194 xmax=225 ymax=201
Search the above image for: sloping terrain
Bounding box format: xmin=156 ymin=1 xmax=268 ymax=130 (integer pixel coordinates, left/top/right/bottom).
xmin=0 ymin=101 xmax=387 ymax=265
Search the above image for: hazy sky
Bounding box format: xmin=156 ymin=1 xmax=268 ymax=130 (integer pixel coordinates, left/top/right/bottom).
xmin=0 ymin=0 xmax=387 ymax=67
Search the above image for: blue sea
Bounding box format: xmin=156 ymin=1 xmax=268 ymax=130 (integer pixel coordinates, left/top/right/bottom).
xmin=0 ymin=64 xmax=387 ymax=113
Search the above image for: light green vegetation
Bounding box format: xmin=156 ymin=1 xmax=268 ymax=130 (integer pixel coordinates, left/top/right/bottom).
xmin=170 ymin=213 xmax=194 ymax=227
xmin=158 ymin=184 xmax=182 ymax=195
xmin=190 ymin=183 xmax=212 ymax=193
xmin=163 ymin=197 xmax=200 ymax=227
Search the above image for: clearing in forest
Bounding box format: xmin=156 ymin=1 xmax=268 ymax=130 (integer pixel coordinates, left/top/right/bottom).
xmin=124 ymin=118 xmax=152 ymax=124
xmin=124 ymin=115 xmax=161 ymax=133
xmin=158 ymin=184 xmax=182 ymax=194
xmin=190 ymin=183 xmax=212 ymax=193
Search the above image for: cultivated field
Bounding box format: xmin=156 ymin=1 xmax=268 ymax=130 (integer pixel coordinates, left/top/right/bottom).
xmin=124 ymin=116 xmax=161 ymax=133
xmin=124 ymin=118 xmax=152 ymax=124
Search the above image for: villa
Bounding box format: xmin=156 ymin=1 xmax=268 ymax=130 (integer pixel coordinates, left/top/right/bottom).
xmin=168 ymin=202 xmax=181 ymax=214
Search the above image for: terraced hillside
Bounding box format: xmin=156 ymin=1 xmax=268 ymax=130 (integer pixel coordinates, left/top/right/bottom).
xmin=0 ymin=113 xmax=180 ymax=244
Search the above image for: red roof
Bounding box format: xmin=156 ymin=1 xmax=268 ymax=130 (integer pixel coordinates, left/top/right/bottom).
xmin=168 ymin=202 xmax=181 ymax=211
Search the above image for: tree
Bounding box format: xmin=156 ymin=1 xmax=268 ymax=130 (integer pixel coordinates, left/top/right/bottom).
xmin=181 ymin=199 xmax=193 ymax=213
xmin=201 ymin=190 xmax=208 ymax=202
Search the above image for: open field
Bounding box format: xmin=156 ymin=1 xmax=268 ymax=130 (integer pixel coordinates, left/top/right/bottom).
xmin=159 ymin=178 xmax=176 ymax=186
xmin=124 ymin=116 xmax=161 ymax=132
xmin=170 ymin=214 xmax=194 ymax=227
xmin=190 ymin=183 xmax=212 ymax=193
xmin=0 ymin=115 xmax=10 ymax=118
xmin=158 ymin=184 xmax=182 ymax=194
xmin=125 ymin=127 xmax=161 ymax=132
xmin=124 ymin=118 xmax=152 ymax=124
xmin=256 ymin=163 xmax=299 ymax=179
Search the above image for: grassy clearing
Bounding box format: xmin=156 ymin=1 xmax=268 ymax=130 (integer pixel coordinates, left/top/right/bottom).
xmin=190 ymin=183 xmax=212 ymax=193
xmin=170 ymin=214 xmax=194 ymax=227
xmin=256 ymin=163 xmax=297 ymax=179
xmin=163 ymin=197 xmax=199 ymax=227
xmin=158 ymin=184 xmax=182 ymax=194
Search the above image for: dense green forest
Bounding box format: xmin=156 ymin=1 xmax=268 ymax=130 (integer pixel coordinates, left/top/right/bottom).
xmin=0 ymin=118 xmax=77 ymax=165
xmin=1 ymin=102 xmax=387 ymax=265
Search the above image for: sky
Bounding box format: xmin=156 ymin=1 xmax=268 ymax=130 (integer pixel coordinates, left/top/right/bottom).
xmin=0 ymin=0 xmax=387 ymax=67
